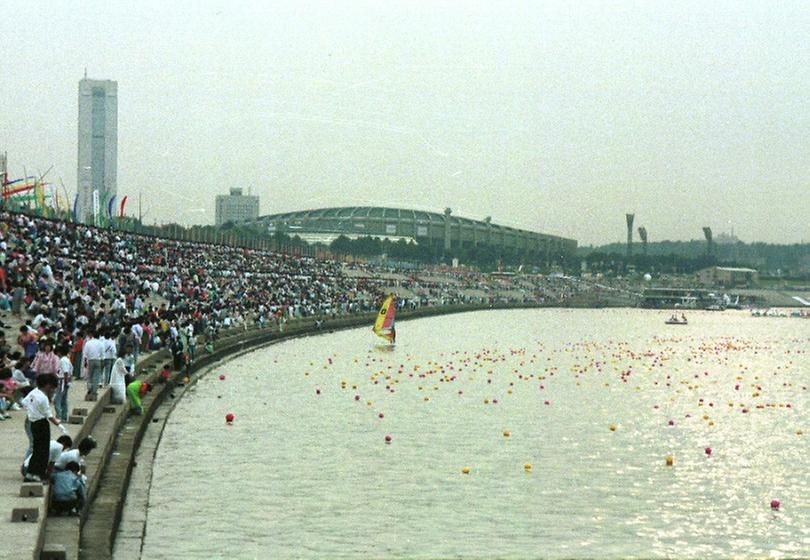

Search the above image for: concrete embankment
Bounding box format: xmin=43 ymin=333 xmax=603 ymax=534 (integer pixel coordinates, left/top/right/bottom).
xmin=79 ymin=303 xmax=549 ymax=559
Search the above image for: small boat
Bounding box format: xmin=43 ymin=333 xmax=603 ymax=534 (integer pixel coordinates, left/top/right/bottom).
xmin=665 ymin=319 xmax=688 ymax=325
xmin=372 ymin=294 xmax=396 ymax=344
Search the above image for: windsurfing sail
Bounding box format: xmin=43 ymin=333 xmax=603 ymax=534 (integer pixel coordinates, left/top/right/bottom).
xmin=373 ymin=294 xmax=396 ymax=343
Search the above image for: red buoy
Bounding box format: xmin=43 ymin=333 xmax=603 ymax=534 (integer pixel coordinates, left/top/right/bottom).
xmin=704 ymin=447 xmax=712 ymax=456
xmin=384 ymin=435 xmax=392 ymax=444
xmin=770 ymin=499 xmax=780 ymax=510
xmin=219 ymin=374 xmax=226 ymax=381
xmin=225 ymin=413 xmax=234 ymax=424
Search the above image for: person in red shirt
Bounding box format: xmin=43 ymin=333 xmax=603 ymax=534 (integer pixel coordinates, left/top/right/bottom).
xmin=69 ymin=331 xmax=85 ymax=381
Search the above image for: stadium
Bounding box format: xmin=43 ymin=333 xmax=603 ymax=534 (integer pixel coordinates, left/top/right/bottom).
xmin=250 ymin=206 xmax=577 ymax=263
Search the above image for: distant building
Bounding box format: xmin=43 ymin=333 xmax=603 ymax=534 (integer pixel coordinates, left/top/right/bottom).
xmin=77 ymin=76 xmax=118 ymax=225
xmin=697 ymin=266 xmax=758 ymax=288
xmin=215 ymin=188 xmax=259 ymax=226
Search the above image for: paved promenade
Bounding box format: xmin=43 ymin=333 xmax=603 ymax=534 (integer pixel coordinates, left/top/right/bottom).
xmin=0 ymin=322 xmax=167 ymax=560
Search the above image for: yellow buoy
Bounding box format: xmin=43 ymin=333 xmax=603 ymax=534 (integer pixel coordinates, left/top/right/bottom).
xmin=462 ymin=466 xmax=471 ymax=474
xmin=609 ymin=424 xmax=617 ymax=432
xmin=523 ymin=463 xmax=532 ymax=472
xmin=423 ymin=396 xmax=430 ymax=401
xmin=503 ymin=430 xmax=511 ymax=438
xmin=665 ymin=455 xmax=674 ymax=466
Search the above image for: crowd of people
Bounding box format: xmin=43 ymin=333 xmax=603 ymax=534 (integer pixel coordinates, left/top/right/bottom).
xmin=0 ymin=209 xmax=597 ymax=515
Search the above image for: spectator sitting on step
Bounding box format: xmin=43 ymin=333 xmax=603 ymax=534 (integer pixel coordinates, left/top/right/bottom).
xmin=50 ymin=461 xmax=86 ymax=515
xmin=11 ymin=354 xmax=32 ymax=398
xmin=0 ymin=367 xmax=16 ymax=419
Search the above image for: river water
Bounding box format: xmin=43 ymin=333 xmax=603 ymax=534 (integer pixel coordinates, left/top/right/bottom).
xmin=138 ymin=309 xmax=808 ymax=559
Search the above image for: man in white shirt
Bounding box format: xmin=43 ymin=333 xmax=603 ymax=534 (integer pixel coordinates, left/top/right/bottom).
xmin=82 ymin=329 xmax=104 ymax=399
xmin=130 ymin=322 xmax=143 ymax=362
xmin=21 ymin=435 xmax=72 ymax=479
xmin=22 ymin=374 xmax=68 ymax=482
xmin=102 ymin=332 xmax=117 ymax=385
xmin=55 ymin=346 xmax=73 ymax=422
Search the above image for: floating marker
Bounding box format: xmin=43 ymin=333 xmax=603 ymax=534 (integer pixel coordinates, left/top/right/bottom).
xmin=219 ymin=374 xmax=225 ymax=381
xmin=523 ymin=463 xmax=532 ymax=472
xmin=461 ymin=466 xmax=470 ymax=474
xmin=384 ymin=435 xmax=392 ymax=444
xmin=705 ymin=447 xmax=712 ymax=456
xmin=665 ymin=455 xmax=674 ymax=466
xmin=770 ymin=499 xmax=780 ymax=510
xmin=225 ymin=413 xmax=234 ymax=424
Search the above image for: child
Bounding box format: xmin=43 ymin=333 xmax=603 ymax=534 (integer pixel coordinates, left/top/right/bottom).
xmin=158 ymin=363 xmax=172 ymax=384
xmin=50 ymin=461 xmax=86 ymax=515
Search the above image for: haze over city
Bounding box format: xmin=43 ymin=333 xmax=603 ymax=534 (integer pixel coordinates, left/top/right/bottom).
xmin=2 ymin=0 xmax=809 ymax=245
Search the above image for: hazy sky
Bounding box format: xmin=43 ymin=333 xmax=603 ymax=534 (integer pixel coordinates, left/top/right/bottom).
xmin=2 ymin=1 xmax=808 ymax=245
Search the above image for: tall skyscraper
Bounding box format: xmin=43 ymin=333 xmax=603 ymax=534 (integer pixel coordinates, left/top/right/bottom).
xmin=77 ymin=76 xmax=117 ymax=225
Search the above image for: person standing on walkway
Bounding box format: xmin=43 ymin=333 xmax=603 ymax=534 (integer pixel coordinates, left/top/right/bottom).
xmin=130 ymin=321 xmax=143 ymax=364
xmin=82 ymin=329 xmax=104 ymax=400
xmin=102 ymin=329 xmax=116 ymax=385
xmin=31 ymin=338 xmax=59 ymax=377
xmin=22 ymin=374 xmax=68 ymax=482
xmin=55 ymin=345 xmax=73 ymax=422
xmin=69 ymin=329 xmax=85 ymax=380
xmin=109 ymin=347 xmax=128 ymax=405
